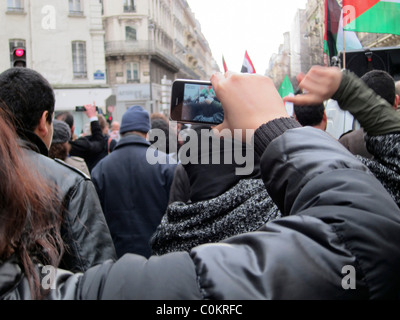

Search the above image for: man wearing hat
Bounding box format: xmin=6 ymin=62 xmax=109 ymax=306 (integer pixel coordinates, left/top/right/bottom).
xmin=91 ymin=106 xmax=177 ymax=258
xmin=49 ymin=120 xmax=91 ymax=177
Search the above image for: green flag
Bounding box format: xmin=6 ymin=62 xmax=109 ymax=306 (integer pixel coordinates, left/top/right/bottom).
xmin=278 ymin=76 xmax=294 ymax=98
xmin=343 ymin=0 xmax=400 ymax=35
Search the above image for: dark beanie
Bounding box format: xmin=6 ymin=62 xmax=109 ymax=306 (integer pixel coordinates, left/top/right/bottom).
xmin=52 ymin=120 xmax=71 ymax=144
xmin=120 ymin=105 xmax=151 ymax=134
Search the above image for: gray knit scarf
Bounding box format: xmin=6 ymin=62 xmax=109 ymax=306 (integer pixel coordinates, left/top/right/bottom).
xmin=150 ymin=179 xmax=281 ymax=255
xmin=359 ymin=133 xmax=400 ymax=207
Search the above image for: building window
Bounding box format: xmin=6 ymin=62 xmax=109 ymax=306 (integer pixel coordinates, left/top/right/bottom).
xmin=126 ymin=63 xmax=139 ymax=82
xmin=125 ymin=27 xmax=137 ymax=41
xmin=69 ymin=0 xmax=83 ymax=16
xmin=7 ymin=0 xmax=24 ymax=12
xmin=72 ymin=41 xmax=87 ymax=79
xmin=123 ymin=0 xmax=135 ymax=12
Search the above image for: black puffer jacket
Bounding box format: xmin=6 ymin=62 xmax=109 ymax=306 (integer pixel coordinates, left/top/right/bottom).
xmin=19 ymin=131 xmax=116 ymax=272
xmin=2 ymin=121 xmax=400 ymax=300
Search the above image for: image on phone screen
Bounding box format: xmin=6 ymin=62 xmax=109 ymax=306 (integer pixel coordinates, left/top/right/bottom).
xmin=180 ymin=83 xmax=224 ymax=125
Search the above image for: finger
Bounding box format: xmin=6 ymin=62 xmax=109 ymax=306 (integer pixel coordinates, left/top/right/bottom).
xmin=296 ymin=72 xmax=306 ymax=85
xmin=210 ymin=72 xmax=224 ymax=87
xmin=299 ymin=75 xmax=324 ymax=93
xmin=284 ymin=94 xmax=320 ymax=106
xmin=212 ymin=122 xmax=230 ymax=136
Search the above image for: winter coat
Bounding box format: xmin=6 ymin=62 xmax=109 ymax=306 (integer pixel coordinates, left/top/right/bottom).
xmin=65 ymin=155 xmax=91 ymax=177
xmin=339 ymin=128 xmax=373 ymax=159
xmin=91 ymin=133 xmax=177 ymax=258
xmin=2 ymin=121 xmax=400 ymax=300
xmin=333 ymin=70 xmax=400 ymax=208
xmin=69 ymin=120 xmax=109 ymax=172
xmin=19 ymin=130 xmax=116 ymax=272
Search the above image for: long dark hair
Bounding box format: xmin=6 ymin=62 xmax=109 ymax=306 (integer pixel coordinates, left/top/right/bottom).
xmin=0 ymin=105 xmax=64 ymax=299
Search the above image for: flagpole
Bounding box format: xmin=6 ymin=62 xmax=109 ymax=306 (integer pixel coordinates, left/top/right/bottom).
xmin=342 ymin=17 xmax=346 ymax=70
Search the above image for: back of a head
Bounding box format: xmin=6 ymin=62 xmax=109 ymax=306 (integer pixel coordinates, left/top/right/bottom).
xmin=97 ymin=114 xmax=108 ymax=133
xmin=183 ymin=125 xmax=261 ymax=202
xmin=49 ymin=120 xmax=71 ymax=160
xmin=52 ymin=120 xmax=71 ymax=145
xmin=151 ymin=118 xmax=169 ymax=131
xmin=110 ymin=121 xmax=120 ymax=132
xmin=55 ymin=112 xmax=74 ymax=129
xmin=120 ymin=105 xmax=151 ymax=135
xmin=294 ymin=103 xmax=325 ymax=127
xmin=361 ymin=69 xmax=395 ymax=106
xmin=0 ymin=68 xmax=55 ymax=132
xmin=150 ymin=112 xmax=169 ymax=123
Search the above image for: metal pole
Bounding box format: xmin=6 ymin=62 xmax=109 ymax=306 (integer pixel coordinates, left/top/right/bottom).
xmin=342 ymin=18 xmax=346 ymax=69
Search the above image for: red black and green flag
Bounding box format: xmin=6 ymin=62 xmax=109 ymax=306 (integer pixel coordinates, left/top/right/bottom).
xmin=324 ymin=0 xmax=342 ymax=62
xmin=343 ymin=0 xmax=400 ymax=35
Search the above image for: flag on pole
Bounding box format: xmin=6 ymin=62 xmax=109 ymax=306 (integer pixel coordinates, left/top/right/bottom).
xmin=278 ymin=75 xmax=294 ymax=98
xmin=241 ymin=51 xmax=256 ymax=74
xmin=279 ymin=76 xmax=295 ymax=116
xmin=343 ymin=0 xmax=400 ymax=35
xmin=222 ymin=55 xmax=228 ymax=73
xmin=324 ymin=0 xmax=342 ymax=61
xmin=336 ymin=9 xmax=363 ymax=52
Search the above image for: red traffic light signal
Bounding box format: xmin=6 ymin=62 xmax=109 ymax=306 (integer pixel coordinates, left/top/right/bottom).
xmin=14 ymin=48 xmax=25 ymax=57
xmin=12 ymin=47 xmax=26 ymax=67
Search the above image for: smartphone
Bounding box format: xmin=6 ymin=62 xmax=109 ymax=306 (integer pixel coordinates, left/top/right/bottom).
xmin=75 ymin=106 xmax=99 ymax=112
xmin=170 ymin=79 xmax=224 ymax=125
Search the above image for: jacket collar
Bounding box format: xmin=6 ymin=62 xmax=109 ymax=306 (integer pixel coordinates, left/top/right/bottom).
xmin=0 ymin=257 xmax=23 ymax=299
xmin=17 ymin=128 xmax=49 ymax=157
xmin=114 ymin=133 xmax=150 ymax=150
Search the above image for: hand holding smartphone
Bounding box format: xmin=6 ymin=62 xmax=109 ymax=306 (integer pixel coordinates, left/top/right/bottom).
xmin=170 ymin=79 xmax=224 ymax=125
xmin=75 ymin=106 xmax=99 ymax=112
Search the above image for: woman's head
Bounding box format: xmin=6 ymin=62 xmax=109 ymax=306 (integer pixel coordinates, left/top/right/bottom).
xmin=0 ymin=103 xmax=63 ymax=299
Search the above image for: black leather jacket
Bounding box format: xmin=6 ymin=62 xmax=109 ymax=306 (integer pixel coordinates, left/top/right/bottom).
xmin=18 ymin=131 xmax=116 ymax=272
xmin=2 ymin=123 xmax=400 ymax=300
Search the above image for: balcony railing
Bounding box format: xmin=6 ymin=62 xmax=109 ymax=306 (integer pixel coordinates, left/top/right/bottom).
xmin=105 ymin=40 xmax=201 ymax=79
xmin=105 ymin=40 xmax=152 ymax=55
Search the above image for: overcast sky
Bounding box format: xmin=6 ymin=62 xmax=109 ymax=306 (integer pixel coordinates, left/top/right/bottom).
xmin=186 ymin=0 xmax=309 ymax=75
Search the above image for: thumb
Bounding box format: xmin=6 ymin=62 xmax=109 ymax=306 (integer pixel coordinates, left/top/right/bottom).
xmin=296 ymin=72 xmax=306 ymax=85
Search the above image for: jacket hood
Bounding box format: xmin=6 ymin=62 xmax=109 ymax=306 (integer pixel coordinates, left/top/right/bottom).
xmin=0 ymin=257 xmax=23 ymax=299
xmin=182 ymin=127 xmax=261 ymax=202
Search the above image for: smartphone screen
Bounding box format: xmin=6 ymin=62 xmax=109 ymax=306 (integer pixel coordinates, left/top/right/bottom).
xmin=170 ymin=80 xmax=224 ymax=125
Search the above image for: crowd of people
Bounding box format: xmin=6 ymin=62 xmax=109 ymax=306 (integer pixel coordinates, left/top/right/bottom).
xmin=0 ymin=63 xmax=400 ymax=301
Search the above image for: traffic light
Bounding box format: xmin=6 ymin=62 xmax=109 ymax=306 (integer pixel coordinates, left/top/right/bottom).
xmin=12 ymin=47 xmax=26 ymax=67
xmin=107 ymin=114 xmax=113 ymax=125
